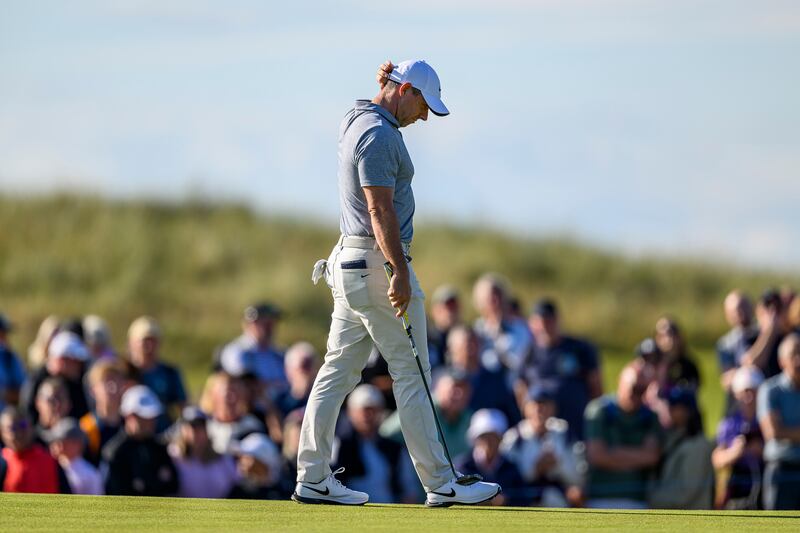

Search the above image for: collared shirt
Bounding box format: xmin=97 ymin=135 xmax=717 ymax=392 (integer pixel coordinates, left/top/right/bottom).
xmin=338 ymin=100 xmax=416 ymax=242
xmin=757 ymin=372 xmax=800 ymax=463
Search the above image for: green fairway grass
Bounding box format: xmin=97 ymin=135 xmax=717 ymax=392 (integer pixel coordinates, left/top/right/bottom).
xmin=1 ymin=494 xmax=798 ymax=533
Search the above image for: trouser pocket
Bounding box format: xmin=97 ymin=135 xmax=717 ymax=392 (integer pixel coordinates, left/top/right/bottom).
xmin=340 ymin=259 xmax=371 ymax=309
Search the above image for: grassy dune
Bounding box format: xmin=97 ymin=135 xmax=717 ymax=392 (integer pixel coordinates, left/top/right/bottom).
xmin=1 ymin=493 xmax=799 ymax=532
xmin=1 ymin=194 xmax=797 ymax=431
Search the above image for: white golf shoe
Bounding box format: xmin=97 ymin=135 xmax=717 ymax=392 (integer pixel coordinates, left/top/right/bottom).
xmin=292 ymin=467 xmax=369 ymax=506
xmin=425 ymin=477 xmax=502 ymax=507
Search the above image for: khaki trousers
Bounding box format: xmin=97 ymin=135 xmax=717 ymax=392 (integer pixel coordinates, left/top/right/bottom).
xmin=297 ymin=236 xmax=452 ymax=492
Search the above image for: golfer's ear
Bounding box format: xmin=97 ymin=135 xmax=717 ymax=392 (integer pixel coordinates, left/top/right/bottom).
xmin=398 ymin=82 xmax=413 ymax=96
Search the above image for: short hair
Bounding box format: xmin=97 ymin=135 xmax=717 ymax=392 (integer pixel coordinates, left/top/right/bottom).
xmin=778 ymin=333 xmax=800 ymax=362
xmin=86 ymin=359 xmax=127 ymax=387
xmin=383 ymin=79 xmax=422 ymax=97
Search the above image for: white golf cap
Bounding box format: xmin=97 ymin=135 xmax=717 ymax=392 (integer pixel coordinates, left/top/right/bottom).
xmin=48 ymin=331 xmax=90 ymax=361
xmin=231 ymin=433 xmax=282 ymax=483
xmin=467 ymin=408 xmax=508 ymax=443
xmin=731 ymin=365 xmax=765 ymax=394
xmin=347 ymin=384 xmax=385 ymax=410
xmin=387 ymin=59 xmax=449 ymax=117
xmin=120 ymin=385 xmax=164 ymax=419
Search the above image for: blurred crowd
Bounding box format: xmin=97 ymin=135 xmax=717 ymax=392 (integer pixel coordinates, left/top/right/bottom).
xmin=1 ymin=277 xmax=800 ymax=510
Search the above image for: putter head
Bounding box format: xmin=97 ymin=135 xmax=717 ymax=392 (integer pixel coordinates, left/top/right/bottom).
xmin=455 ymin=473 xmax=483 ymax=486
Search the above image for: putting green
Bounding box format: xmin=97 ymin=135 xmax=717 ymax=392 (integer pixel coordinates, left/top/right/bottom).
xmin=1 ymin=493 xmax=798 ymax=532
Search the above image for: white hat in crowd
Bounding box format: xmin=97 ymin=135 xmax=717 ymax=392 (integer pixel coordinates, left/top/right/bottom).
xmin=387 ymin=60 xmax=449 ymax=117
xmin=467 ymin=408 xmax=508 ymax=444
xmin=347 ymin=384 xmax=385 ymax=410
xmin=731 ymin=365 xmax=765 ymax=394
xmin=48 ymin=331 xmax=90 ymax=361
xmin=120 ymin=385 xmax=164 ymax=419
xmin=231 ymin=433 xmax=282 ymax=485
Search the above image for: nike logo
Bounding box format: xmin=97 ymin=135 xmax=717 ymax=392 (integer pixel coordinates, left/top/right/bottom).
xmin=360 ymin=274 xmax=370 ymax=278
xmin=302 ymin=484 xmax=330 ymax=496
xmin=429 ymin=489 xmax=456 ymax=497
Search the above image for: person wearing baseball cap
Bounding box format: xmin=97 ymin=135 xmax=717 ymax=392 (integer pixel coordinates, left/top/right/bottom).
xmin=427 ymin=285 xmax=462 ymax=369
xmin=103 ymin=385 xmax=178 ymax=496
xmin=228 ymin=432 xmax=287 ymax=500
xmin=219 ymin=302 xmax=288 ymax=395
xmin=21 ymin=331 xmax=90 ymax=424
xmin=0 ymin=312 xmax=26 ymax=412
xmin=43 ymin=417 xmax=103 ymax=495
xmin=456 ymin=409 xmax=525 ymax=506
xmin=501 ymin=386 xmax=583 ymax=507
xmin=297 ymin=57 xmax=500 ymax=507
xmin=127 ymin=316 xmax=187 ymax=430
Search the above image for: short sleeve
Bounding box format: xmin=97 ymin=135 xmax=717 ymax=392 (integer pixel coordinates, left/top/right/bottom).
xmin=580 ymin=340 xmax=599 ymax=372
xmin=583 ymin=398 xmax=606 ymax=441
xmin=170 ymin=367 xmax=188 ymax=404
xmin=757 ymin=381 xmax=777 ymax=422
xmin=354 ymin=126 xmax=399 ymax=188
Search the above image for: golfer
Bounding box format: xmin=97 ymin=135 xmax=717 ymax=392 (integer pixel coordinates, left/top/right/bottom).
xmin=293 ymin=60 xmax=501 ymax=507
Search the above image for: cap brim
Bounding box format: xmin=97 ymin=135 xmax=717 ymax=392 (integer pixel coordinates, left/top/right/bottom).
xmin=421 ymin=91 xmax=449 ymax=117
xmin=129 ymin=406 xmax=163 ymax=419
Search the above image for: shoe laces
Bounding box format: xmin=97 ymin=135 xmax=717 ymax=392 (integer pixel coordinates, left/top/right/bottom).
xmin=328 ymin=467 xmax=346 ymax=489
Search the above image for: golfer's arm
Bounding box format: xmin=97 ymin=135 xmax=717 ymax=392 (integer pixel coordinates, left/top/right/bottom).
xmin=363 ymin=186 xmax=408 ymax=277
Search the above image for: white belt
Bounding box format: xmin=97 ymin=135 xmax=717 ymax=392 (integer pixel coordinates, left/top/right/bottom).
xmin=339 ymin=235 xmax=411 ymax=255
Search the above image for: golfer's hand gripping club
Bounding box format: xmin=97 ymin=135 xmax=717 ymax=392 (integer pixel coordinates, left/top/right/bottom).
xmin=382 ymin=262 xmax=483 ymax=487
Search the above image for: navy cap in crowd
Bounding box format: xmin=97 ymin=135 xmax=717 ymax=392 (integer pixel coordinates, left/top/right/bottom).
xmin=527 ymin=386 xmax=556 ymax=403
xmin=667 ymin=387 xmax=697 ymax=409
xmin=531 ymin=299 xmax=558 ymax=318
xmin=244 ymin=302 xmax=282 ymax=322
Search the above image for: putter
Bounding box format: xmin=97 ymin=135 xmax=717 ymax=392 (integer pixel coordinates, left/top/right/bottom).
xmin=383 ymin=262 xmax=482 ymax=487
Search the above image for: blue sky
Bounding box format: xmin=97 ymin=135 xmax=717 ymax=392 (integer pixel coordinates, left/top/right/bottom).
xmin=1 ymin=0 xmax=798 ymax=268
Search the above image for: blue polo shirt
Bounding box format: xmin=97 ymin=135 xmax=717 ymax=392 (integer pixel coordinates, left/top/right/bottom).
xmin=757 ymin=372 xmax=800 ymax=463
xmin=520 ymin=336 xmax=599 ymax=442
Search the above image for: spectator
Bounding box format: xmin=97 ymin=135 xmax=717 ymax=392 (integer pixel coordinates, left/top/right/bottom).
xmin=27 ymin=315 xmax=60 ymax=370
xmin=472 ymin=273 xmax=532 ymax=374
xmin=501 ymin=387 xmax=582 ymax=507
xmin=380 ymin=370 xmax=473 ymax=459
xmin=200 ymin=371 xmax=266 ymax=455
xmin=360 ymin=347 xmax=396 ymax=411
xmin=22 ymin=331 xmax=90 ymax=424
xmin=654 ymin=317 xmax=700 ymax=392
xmin=518 ymin=299 xmax=602 ymax=442
xmin=127 ymin=316 xmax=187 ymax=428
xmin=457 ymin=408 xmax=526 ymax=506
xmin=743 ymin=289 xmax=789 ymax=378
xmin=280 ymin=408 xmax=305 ymax=488
xmin=168 ymin=406 xmax=238 ymax=499
xmin=647 ymin=387 xmax=713 ymax=509
xmin=712 ymin=366 xmax=765 ymax=510
xmin=0 ymin=313 xmax=26 ymax=411
xmin=333 ymin=385 xmax=416 ymax=504
xmin=789 ymin=297 xmax=800 ymax=333
xmin=584 ymin=361 xmax=661 ymax=509
xmin=83 ymin=315 xmax=116 ymax=362
xmin=427 ymin=285 xmax=462 ymax=369
xmin=220 ymin=303 xmax=288 ymax=397
xmin=717 ymin=291 xmax=759 ymax=394
xmin=228 ymin=432 xmax=286 ymax=500
xmin=103 ymin=385 xmax=178 ymax=496
xmin=757 ymin=333 xmax=800 ymax=510
xmin=80 ymin=360 xmax=127 ymax=465
xmin=446 ymin=325 xmax=520 ymax=425
xmin=1 ymin=407 xmax=60 ymax=493
xmin=34 ymin=377 xmax=72 ymax=443
xmin=43 ymin=417 xmax=103 ymax=495
xmin=274 ymin=342 xmax=319 ymax=418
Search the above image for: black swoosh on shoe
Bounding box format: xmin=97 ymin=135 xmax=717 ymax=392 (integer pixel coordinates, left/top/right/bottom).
xmin=302 ymin=485 xmax=330 ymax=496
xmin=429 ymin=488 xmax=456 ymax=497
